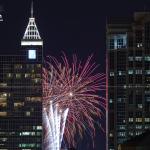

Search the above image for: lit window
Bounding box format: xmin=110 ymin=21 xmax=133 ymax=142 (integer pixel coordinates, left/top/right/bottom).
xmin=16 ymin=74 xmax=21 ymax=79
xmin=117 ymin=38 xmax=124 ymax=48
xmin=145 ymin=125 xmax=150 ymax=129
xmin=31 ymin=74 xmax=36 ymax=78
xmin=137 ymin=104 xmax=143 ymax=109
xmin=136 ymin=125 xmax=142 ymax=129
xmin=37 ymin=126 xmax=42 ymax=130
xmin=0 ymin=138 xmax=7 ymax=142
xmin=31 ymin=69 xmax=35 ymax=73
xmin=146 ymin=70 xmax=150 ymax=75
xmin=36 ymin=74 xmax=41 ymax=78
xmin=109 ymin=99 xmax=113 ymax=103
xmin=25 ymin=97 xmax=41 ymax=102
xmin=0 ymin=103 xmax=7 ymax=108
xmin=145 ymin=90 xmax=150 ymax=94
xmin=123 ymin=85 xmax=127 ymax=89
xmin=117 ymin=98 xmax=125 ymax=103
xmin=20 ymin=132 xmax=35 ymax=136
xmin=25 ymin=73 xmax=31 ymax=78
xmin=14 ymin=64 xmax=22 ymax=69
xmin=36 ymin=132 xmax=42 ymax=136
xmin=36 ymin=64 xmax=41 ymax=68
xmin=136 ymin=131 xmax=142 ymax=136
xmin=36 ymin=144 xmax=41 ymax=148
xmin=118 ymin=132 xmax=126 ymax=137
xmin=0 ymin=92 xmax=7 ymax=102
xmin=137 ymin=43 xmax=143 ymax=48
xmin=0 ymin=112 xmax=7 ymax=117
xmin=128 ymin=56 xmax=134 ymax=61
xmin=118 ymin=125 xmax=126 ymax=130
xmin=135 ymin=56 xmax=142 ymax=61
xmin=14 ymin=102 xmax=24 ymax=108
xmin=0 ymin=132 xmax=7 ymax=135
xmin=135 ymin=70 xmax=142 ymax=74
xmin=108 ymin=34 xmax=127 ymax=50
xmin=129 ymin=131 xmax=134 ymax=136
xmin=145 ymin=118 xmax=150 ymax=122
xmin=28 ymin=50 xmax=36 ymax=59
xmin=19 ymin=143 xmax=36 ymax=148
xmin=118 ymin=71 xmax=125 ymax=76
xmin=7 ymin=73 xmax=13 ymax=78
xmin=128 ymin=70 xmax=134 ymax=75
xmin=0 ymin=14 xmax=3 ymax=22
xmin=146 ymin=97 xmax=150 ymax=102
xmin=3 ymin=93 xmax=7 ymax=97
xmin=129 ymin=118 xmax=134 ymax=122
xmin=0 ymin=83 xmax=7 ymax=87
xmin=26 ymin=111 xmax=31 ymax=116
xmin=32 ymin=78 xmax=41 ymax=84
xmin=109 ymin=133 xmax=113 ymax=137
xmin=136 ymin=118 xmax=142 ymax=122
xmin=145 ymin=56 xmax=150 ymax=61
xmin=110 ymin=72 xmax=114 ymax=77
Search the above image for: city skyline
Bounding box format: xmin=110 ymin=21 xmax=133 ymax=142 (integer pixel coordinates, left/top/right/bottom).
xmin=1 ymin=0 xmax=150 ymax=150
xmin=1 ymin=0 xmax=150 ymax=68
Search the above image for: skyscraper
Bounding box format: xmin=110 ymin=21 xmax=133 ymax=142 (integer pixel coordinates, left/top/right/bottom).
xmin=106 ymin=12 xmax=150 ymax=150
xmin=0 ymin=3 xmax=43 ymax=149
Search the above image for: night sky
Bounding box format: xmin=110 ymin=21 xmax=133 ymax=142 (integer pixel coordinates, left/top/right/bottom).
xmin=0 ymin=0 xmax=150 ymax=149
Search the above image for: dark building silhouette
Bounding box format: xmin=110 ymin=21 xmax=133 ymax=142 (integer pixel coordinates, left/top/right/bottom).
xmin=0 ymin=3 xmax=43 ymax=149
xmin=118 ymin=130 xmax=150 ymax=150
xmin=106 ymin=12 xmax=150 ymax=150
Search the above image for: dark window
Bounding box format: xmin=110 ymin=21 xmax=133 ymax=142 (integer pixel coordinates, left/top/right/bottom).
xmin=128 ymin=91 xmax=133 ymax=104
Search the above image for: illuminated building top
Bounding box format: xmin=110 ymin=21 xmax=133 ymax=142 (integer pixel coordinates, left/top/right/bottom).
xmin=21 ymin=1 xmax=43 ymax=46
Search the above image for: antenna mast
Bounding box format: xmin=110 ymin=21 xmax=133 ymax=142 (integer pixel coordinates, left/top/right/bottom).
xmin=31 ymin=0 xmax=33 ymax=18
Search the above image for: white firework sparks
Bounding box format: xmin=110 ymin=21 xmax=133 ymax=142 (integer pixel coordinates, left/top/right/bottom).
xmin=43 ymin=101 xmax=69 ymax=150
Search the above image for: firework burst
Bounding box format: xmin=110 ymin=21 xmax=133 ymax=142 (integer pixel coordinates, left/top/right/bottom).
xmin=43 ymin=53 xmax=106 ymax=149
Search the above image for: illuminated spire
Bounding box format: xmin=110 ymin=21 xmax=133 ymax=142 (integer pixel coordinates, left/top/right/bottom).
xmin=21 ymin=1 xmax=43 ymax=46
xmin=22 ymin=18 xmax=41 ymax=40
xmin=31 ymin=0 xmax=33 ymax=18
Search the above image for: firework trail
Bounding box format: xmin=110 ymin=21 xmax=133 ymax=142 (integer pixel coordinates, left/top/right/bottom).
xmin=43 ymin=102 xmax=69 ymax=150
xmin=43 ymin=53 xmax=106 ymax=149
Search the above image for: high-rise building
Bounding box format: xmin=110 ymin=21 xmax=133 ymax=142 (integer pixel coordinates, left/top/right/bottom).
xmin=0 ymin=3 xmax=43 ymax=149
xmin=106 ymin=12 xmax=150 ymax=150
xmin=119 ymin=130 xmax=150 ymax=150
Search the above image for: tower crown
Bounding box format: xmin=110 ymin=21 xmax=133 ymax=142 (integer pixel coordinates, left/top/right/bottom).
xmin=21 ymin=1 xmax=43 ymax=46
xmin=22 ymin=18 xmax=42 ymax=41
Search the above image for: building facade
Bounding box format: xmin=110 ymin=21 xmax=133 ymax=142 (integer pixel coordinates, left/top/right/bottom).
xmin=118 ymin=130 xmax=150 ymax=150
xmin=0 ymin=5 xmax=43 ymax=149
xmin=107 ymin=12 xmax=150 ymax=150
